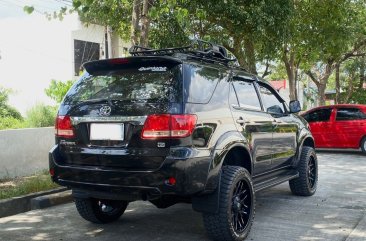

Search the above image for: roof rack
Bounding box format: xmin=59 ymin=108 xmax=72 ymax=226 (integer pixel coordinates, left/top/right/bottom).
xmin=129 ymin=39 xmax=238 ymax=66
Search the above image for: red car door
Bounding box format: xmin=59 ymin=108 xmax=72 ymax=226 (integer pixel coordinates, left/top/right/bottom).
xmin=333 ymin=107 xmax=366 ymax=148
xmin=303 ymin=107 xmax=334 ymax=148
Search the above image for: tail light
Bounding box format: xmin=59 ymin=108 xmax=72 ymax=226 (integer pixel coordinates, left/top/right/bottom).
xmin=49 ymin=168 xmax=55 ymax=177
xmin=141 ymin=114 xmax=197 ymax=139
xmin=55 ymin=115 xmax=75 ymax=138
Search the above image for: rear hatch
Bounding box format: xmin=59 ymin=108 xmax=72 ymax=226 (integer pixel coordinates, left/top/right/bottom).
xmin=55 ymin=57 xmax=186 ymax=171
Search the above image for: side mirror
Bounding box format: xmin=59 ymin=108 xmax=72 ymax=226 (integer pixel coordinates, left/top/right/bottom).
xmin=289 ymin=100 xmax=301 ymax=113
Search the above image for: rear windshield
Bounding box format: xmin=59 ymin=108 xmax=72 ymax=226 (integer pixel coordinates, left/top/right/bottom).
xmin=64 ymin=65 xmax=182 ymax=104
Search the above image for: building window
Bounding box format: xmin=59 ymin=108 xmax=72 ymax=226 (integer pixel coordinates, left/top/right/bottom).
xmin=74 ymin=39 xmax=100 ymax=76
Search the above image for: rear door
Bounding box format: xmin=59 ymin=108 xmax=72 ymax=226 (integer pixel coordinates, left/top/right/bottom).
xmin=333 ymin=107 xmax=366 ymax=148
xmin=229 ymin=76 xmax=274 ymax=175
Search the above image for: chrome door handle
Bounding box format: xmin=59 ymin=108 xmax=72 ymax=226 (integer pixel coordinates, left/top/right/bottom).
xmin=273 ymin=119 xmax=283 ymax=123
xmin=236 ymin=118 xmax=250 ymax=124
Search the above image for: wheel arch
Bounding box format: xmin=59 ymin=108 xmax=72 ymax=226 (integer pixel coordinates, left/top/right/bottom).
xmin=360 ymin=135 xmax=366 ymax=152
xmin=303 ymin=136 xmax=315 ymax=148
xmin=222 ymin=145 xmax=253 ymax=175
xmin=293 ymin=133 xmax=315 ymax=167
xmin=192 ymin=132 xmax=252 ymax=214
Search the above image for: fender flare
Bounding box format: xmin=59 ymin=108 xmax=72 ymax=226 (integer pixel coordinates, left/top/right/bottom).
xmin=192 ymin=131 xmax=252 ymax=214
xmin=293 ymin=130 xmax=315 ymax=167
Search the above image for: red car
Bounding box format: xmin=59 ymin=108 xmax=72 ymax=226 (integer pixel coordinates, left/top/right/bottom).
xmin=301 ymin=104 xmax=366 ymax=153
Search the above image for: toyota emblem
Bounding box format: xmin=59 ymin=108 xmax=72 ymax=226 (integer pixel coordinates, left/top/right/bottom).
xmin=99 ymin=106 xmax=112 ymax=116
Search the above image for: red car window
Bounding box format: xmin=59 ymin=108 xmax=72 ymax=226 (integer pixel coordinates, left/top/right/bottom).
xmin=336 ymin=108 xmax=366 ymax=121
xmin=303 ymin=108 xmax=332 ymax=123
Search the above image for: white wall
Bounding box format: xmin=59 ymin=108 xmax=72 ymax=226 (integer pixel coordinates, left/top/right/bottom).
xmin=0 ymin=128 xmax=54 ymax=178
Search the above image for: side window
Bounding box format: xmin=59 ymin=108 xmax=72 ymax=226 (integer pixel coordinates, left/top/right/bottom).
xmin=304 ymin=109 xmax=332 ymax=123
xmin=336 ymin=108 xmax=366 ymax=121
xmin=259 ymin=85 xmax=285 ymax=115
xmin=184 ymin=64 xmax=220 ymax=103
xmin=232 ymin=81 xmax=261 ymax=110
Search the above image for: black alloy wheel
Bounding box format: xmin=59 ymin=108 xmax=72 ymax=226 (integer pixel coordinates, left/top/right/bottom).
xmin=203 ymin=166 xmax=255 ymax=241
xmin=289 ymin=146 xmax=318 ymax=196
xmin=307 ymin=156 xmax=316 ymax=189
xmin=231 ymin=180 xmax=252 ymax=233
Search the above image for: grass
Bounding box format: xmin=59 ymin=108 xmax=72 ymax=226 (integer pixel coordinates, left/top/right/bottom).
xmin=0 ymin=170 xmax=60 ymax=200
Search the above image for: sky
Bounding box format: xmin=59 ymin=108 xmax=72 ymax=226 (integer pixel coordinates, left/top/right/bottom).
xmin=0 ymin=0 xmax=75 ymax=115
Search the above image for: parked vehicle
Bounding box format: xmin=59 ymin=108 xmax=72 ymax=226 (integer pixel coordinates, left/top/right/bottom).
xmin=301 ymin=104 xmax=366 ymax=153
xmin=49 ymin=40 xmax=318 ymax=241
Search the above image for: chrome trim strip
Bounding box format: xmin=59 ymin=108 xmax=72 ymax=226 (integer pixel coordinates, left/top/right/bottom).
xmin=71 ymin=116 xmax=147 ymax=125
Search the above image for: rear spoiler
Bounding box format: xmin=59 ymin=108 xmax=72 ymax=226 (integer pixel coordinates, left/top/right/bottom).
xmin=83 ymin=56 xmax=182 ymax=74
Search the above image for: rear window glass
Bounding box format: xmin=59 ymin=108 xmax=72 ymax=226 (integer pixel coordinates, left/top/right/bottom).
xmin=303 ymin=108 xmax=332 ymax=123
xmin=64 ymin=65 xmax=181 ymax=104
xmin=184 ymin=64 xmax=221 ymax=103
xmin=336 ymin=108 xmax=366 ymax=121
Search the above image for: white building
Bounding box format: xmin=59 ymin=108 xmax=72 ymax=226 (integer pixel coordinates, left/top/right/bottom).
xmin=0 ymin=13 xmax=129 ymax=114
xmin=71 ymin=20 xmax=129 ymax=78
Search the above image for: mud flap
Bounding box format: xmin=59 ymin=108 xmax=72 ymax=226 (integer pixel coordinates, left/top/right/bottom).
xmin=191 ymin=170 xmax=221 ymax=214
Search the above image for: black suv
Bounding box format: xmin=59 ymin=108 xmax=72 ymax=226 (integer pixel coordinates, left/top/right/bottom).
xmin=49 ymin=41 xmax=318 ymax=241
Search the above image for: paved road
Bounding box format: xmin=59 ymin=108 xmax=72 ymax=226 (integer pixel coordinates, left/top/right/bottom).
xmin=1 ymin=151 xmax=365 ymax=241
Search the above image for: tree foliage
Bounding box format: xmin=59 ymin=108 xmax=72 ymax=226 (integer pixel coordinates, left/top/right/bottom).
xmin=0 ymin=87 xmax=22 ymax=120
xmin=25 ymin=103 xmax=57 ymax=128
xmin=45 ymin=79 xmax=75 ymax=103
xmin=26 ymin=0 xmax=366 ymax=107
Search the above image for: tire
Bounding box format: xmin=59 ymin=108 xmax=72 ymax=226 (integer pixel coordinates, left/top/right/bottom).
xmin=75 ymin=198 xmax=128 ymax=224
xmin=203 ymin=166 xmax=255 ymax=241
xmin=361 ymin=137 xmax=366 ymax=154
xmin=289 ymin=146 xmax=318 ymax=196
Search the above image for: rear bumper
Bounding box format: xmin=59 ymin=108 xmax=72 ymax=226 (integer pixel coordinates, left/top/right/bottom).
xmin=49 ymin=145 xmax=212 ymax=200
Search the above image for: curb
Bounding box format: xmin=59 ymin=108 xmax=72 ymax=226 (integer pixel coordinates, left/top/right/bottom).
xmin=30 ymin=190 xmax=73 ymax=210
xmin=0 ymin=187 xmax=71 ymax=218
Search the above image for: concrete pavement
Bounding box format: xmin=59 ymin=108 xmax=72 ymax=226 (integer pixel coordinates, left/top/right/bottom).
xmin=0 ymin=151 xmax=365 ymax=241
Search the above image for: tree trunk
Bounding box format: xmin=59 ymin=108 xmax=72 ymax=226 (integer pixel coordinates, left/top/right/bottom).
xmin=131 ymin=0 xmax=141 ymax=46
xmin=140 ymin=0 xmax=151 ymax=47
xmin=344 ymin=73 xmax=355 ymax=103
xmin=283 ymin=50 xmax=297 ymax=101
xmin=306 ymin=62 xmax=334 ymax=107
xmin=317 ymin=83 xmax=327 ymax=106
xmin=335 ymin=63 xmax=340 ymax=104
xmin=359 ymin=58 xmax=365 ymax=89
xmin=231 ymin=36 xmax=247 ymax=68
xmin=243 ymin=37 xmax=257 ymax=75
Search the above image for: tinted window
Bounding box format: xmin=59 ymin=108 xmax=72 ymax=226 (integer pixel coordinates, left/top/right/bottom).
xmin=259 ymin=85 xmax=285 ymax=114
xmin=303 ymin=109 xmax=332 ymax=123
xmin=184 ymin=65 xmax=220 ymax=103
xmin=64 ymin=65 xmax=181 ymax=104
xmin=232 ymin=81 xmax=261 ymax=110
xmin=336 ymin=108 xmax=366 ymax=121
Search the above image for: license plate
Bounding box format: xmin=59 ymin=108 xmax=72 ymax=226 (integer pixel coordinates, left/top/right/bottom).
xmin=90 ymin=123 xmax=124 ymax=141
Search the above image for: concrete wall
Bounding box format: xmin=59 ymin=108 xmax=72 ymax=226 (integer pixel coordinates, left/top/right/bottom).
xmin=0 ymin=127 xmax=54 ymax=179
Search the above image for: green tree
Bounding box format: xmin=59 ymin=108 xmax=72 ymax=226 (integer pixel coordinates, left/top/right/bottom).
xmin=337 ymin=56 xmax=366 ymax=104
xmin=0 ymin=86 xmax=22 ymax=120
xmin=25 ymin=103 xmax=57 ymax=128
xmin=45 ymin=79 xmax=75 ymax=103
xmin=158 ymin=0 xmax=293 ymax=74
xmin=33 ymin=0 xmax=292 ymax=74
xmin=290 ymin=0 xmax=366 ymax=105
